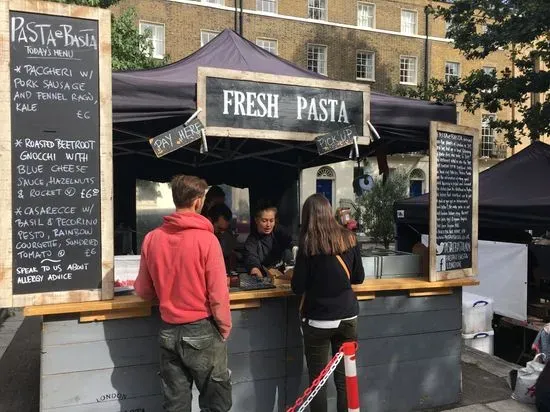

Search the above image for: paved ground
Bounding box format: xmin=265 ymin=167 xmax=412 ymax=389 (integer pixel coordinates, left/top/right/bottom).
xmin=0 ymin=313 xmax=539 ymax=412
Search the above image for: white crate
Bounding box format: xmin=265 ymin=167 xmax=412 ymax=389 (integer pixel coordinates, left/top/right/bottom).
xmin=462 ymin=292 xmax=494 ymax=334
xmin=462 ymin=329 xmax=494 ymax=355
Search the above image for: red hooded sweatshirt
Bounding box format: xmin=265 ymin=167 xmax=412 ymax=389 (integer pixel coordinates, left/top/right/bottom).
xmin=134 ymin=212 xmax=232 ymax=339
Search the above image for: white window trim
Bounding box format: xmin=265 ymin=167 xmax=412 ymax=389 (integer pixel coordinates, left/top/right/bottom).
xmin=357 ymin=2 xmax=376 ymax=29
xmin=399 ymin=55 xmax=418 ymax=86
xmin=200 ymin=29 xmax=220 ymax=47
xmin=401 ymin=9 xmax=418 ymax=35
xmin=356 ymin=50 xmax=375 ymax=82
xmin=307 ymin=43 xmax=328 ymax=76
xmin=308 ymin=0 xmax=328 ymax=22
xmin=139 ymin=20 xmax=166 ymax=59
xmin=445 ymin=61 xmax=461 ymax=82
xmin=169 ymin=0 xmax=454 ymax=43
xmin=256 ymin=0 xmax=277 ymax=14
xmin=256 ymin=37 xmax=278 ymax=55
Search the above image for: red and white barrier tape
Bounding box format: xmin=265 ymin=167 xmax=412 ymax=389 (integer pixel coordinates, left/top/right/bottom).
xmin=286 ymin=342 xmax=360 ymax=412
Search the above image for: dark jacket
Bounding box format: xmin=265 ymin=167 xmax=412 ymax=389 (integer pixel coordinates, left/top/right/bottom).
xmin=244 ymin=226 xmax=294 ymax=273
xmin=291 ymin=244 xmax=365 ymax=321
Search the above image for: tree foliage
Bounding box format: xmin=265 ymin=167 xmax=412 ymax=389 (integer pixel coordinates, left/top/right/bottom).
xmin=50 ymin=0 xmax=168 ymax=70
xmin=356 ymin=171 xmax=409 ymax=249
xmin=431 ymin=0 xmax=550 ymax=146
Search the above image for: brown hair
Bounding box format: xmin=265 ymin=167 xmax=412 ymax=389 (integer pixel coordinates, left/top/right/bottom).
xmin=171 ymin=175 xmax=208 ymax=209
xmin=299 ymin=194 xmax=357 ymax=256
xmin=254 ymin=202 xmax=278 ymax=219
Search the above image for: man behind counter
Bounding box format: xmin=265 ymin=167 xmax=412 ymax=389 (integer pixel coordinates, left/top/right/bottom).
xmin=207 ymin=202 xmax=237 ymax=272
xmin=244 ymin=203 xmax=295 ymax=278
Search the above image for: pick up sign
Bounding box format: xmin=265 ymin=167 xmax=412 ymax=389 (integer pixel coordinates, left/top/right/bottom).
xmin=315 ymin=124 xmax=358 ymax=155
xmin=149 ymin=118 xmax=204 ymax=157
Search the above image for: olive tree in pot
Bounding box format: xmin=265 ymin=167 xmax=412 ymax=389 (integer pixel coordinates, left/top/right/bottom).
xmin=356 ymin=170 xmax=409 ymax=249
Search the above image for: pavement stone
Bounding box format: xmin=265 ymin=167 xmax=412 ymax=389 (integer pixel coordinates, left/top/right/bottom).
xmin=485 ymin=400 xmax=537 ymax=412
xmin=443 ymin=405 xmax=493 ymax=411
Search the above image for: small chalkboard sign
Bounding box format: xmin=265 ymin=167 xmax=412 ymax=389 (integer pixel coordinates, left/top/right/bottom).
xmin=149 ymin=119 xmax=204 ymax=158
xmin=315 ymin=125 xmax=358 ymax=155
xmin=429 ymin=122 xmax=479 ymax=282
xmin=0 ymin=1 xmax=113 ymax=307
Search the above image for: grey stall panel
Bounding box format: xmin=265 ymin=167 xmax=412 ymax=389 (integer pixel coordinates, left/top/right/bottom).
xmin=358 ymin=290 xmax=461 ymax=316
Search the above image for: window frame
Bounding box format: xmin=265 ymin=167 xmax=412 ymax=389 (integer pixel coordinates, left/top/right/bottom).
xmin=139 ymin=20 xmax=166 ymax=59
xmin=307 ymin=44 xmax=328 ymax=76
xmin=399 ymin=55 xmax=418 ymax=85
xmin=481 ymin=113 xmax=497 ymax=157
xmin=356 ymin=50 xmax=375 ymax=82
xmin=357 ymin=2 xmax=376 ymax=29
xmin=256 ymin=0 xmax=277 ymax=13
xmin=200 ymin=29 xmax=220 ymax=47
xmin=400 ymin=9 xmax=418 ymax=35
xmin=308 ymin=0 xmax=327 ymax=21
xmin=203 ymin=0 xmax=224 ymax=5
xmin=444 ymin=61 xmax=461 ymax=83
xmin=256 ymin=37 xmax=278 ymax=55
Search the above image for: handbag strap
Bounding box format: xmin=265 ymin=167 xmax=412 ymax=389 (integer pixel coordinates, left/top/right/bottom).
xmin=299 ymin=254 xmax=351 ymax=314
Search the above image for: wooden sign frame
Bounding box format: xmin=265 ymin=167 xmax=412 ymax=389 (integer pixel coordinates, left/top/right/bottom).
xmin=429 ymin=122 xmax=479 ymax=282
xmin=0 ymin=0 xmax=113 ymax=307
xmin=196 ymin=67 xmax=371 ymax=144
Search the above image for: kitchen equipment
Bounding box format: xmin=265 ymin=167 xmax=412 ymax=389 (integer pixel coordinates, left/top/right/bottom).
xmin=360 ymin=248 xmax=422 ymax=278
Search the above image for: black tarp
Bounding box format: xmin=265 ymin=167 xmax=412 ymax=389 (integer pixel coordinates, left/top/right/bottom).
xmin=394 ymin=141 xmax=550 ymax=231
xmin=112 ymin=29 xmax=456 ymax=158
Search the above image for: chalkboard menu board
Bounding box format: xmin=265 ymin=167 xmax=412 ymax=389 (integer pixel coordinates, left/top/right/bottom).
xmin=10 ymin=11 xmax=101 ymax=294
xmin=315 ymin=125 xmax=358 ymax=155
xmin=429 ymin=122 xmax=479 ymax=282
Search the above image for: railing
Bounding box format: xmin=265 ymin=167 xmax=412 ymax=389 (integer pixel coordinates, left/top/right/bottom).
xmin=480 ymin=142 xmax=508 ymax=159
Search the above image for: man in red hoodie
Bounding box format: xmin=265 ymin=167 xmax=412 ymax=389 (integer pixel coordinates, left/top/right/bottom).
xmin=135 ymin=174 xmax=232 ymax=412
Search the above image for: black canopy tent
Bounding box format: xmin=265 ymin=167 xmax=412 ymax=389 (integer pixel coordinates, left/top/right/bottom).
xmin=110 ymin=29 xmax=456 ymax=242
xmin=394 ymin=141 xmax=550 ymax=250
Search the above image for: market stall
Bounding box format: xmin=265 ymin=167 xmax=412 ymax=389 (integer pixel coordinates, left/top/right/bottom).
xmin=1 ymin=3 xmax=477 ymax=411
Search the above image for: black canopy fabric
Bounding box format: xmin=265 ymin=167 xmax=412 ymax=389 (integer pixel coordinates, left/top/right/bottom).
xmin=112 ymin=29 xmax=456 ymax=157
xmin=394 ymin=141 xmax=550 ymax=230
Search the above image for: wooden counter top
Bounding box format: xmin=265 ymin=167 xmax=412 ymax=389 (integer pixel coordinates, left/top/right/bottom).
xmin=23 ymin=277 xmax=479 ymax=320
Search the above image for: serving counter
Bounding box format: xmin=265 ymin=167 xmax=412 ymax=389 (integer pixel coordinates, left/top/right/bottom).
xmin=25 ymin=277 xmax=477 ymax=412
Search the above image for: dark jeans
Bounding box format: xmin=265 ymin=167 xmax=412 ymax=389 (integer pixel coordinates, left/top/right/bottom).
xmin=302 ymin=318 xmax=358 ymax=412
xmin=158 ymin=318 xmax=232 ymax=412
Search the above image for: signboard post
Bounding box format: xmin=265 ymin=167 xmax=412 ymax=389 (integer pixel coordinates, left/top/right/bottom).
xmin=0 ymin=1 xmax=113 ymax=307
xmin=429 ymin=122 xmax=479 ymax=282
xmin=196 ymin=68 xmax=370 ymax=144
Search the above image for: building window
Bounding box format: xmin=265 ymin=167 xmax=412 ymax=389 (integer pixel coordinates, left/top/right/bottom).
xmin=200 ymin=30 xmax=220 ymax=47
xmin=409 ymin=168 xmax=425 ymax=197
xmin=356 ymin=51 xmax=375 ymax=81
xmin=481 ymin=114 xmax=497 ymax=157
xmin=139 ymin=22 xmax=165 ymax=59
xmin=256 ymin=0 xmax=277 ymax=13
xmin=307 ymin=44 xmax=327 ymax=76
xmin=203 ymin=0 xmax=224 ymax=5
xmin=445 ymin=62 xmax=460 ymax=83
xmin=256 ymin=38 xmax=278 ymax=55
xmin=481 ymin=24 xmax=488 ymax=33
xmin=357 ymin=2 xmax=375 ymax=28
xmin=308 ymin=0 xmax=327 ymax=21
xmin=316 ymin=166 xmax=336 ymax=206
xmin=483 ymin=66 xmax=497 ymax=93
xmin=401 ymin=9 xmax=418 ymax=35
xmin=400 ymin=56 xmax=417 ymax=85
xmin=445 ymin=20 xmax=451 ymax=36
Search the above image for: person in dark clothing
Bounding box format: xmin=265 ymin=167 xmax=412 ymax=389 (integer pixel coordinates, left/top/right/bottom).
xmin=291 ymin=194 xmax=365 ymax=412
xmin=244 ymin=203 xmax=294 ymax=278
xmin=536 ymin=360 xmax=550 ymax=412
xmin=207 ymin=203 xmax=237 ymax=271
xmin=201 ymin=185 xmax=226 ymax=218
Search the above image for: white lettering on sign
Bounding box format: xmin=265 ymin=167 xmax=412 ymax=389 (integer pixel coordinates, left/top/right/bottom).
xmin=296 ymin=96 xmax=349 ymax=123
xmin=11 ymin=17 xmax=98 ymax=50
xmin=223 ymin=90 xmax=279 ymax=118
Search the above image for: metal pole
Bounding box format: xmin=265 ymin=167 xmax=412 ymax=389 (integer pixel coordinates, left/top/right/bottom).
xmin=342 ymin=342 xmax=360 ymax=412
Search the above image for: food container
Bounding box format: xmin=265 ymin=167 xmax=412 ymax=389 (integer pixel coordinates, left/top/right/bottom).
xmin=361 ymin=249 xmax=422 ymax=278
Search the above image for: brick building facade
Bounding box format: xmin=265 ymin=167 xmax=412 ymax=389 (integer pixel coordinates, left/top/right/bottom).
xmin=113 ymin=0 xmax=518 ymax=204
